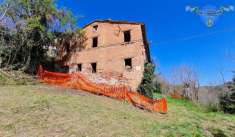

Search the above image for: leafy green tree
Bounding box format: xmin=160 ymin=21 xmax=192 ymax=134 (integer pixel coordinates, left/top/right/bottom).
xmin=0 ymin=0 xmax=78 ymax=73
xmin=138 ymin=62 xmax=157 ymax=99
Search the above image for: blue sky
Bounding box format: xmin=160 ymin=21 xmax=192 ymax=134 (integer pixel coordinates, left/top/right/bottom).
xmin=57 ymin=0 xmax=235 ymax=85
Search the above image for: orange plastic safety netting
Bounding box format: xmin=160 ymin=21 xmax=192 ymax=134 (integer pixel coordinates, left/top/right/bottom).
xmin=37 ymin=65 xmax=167 ymax=113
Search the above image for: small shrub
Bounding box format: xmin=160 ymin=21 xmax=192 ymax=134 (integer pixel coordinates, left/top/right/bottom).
xmin=219 ymin=91 xmax=235 ymax=114
xmin=205 ymin=103 xmax=219 ymax=112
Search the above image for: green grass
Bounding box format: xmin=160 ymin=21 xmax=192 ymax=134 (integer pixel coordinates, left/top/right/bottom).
xmin=0 ymin=85 xmax=234 ymax=137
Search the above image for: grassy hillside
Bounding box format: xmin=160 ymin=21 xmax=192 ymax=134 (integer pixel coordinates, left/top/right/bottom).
xmin=0 ymin=85 xmax=234 ymax=137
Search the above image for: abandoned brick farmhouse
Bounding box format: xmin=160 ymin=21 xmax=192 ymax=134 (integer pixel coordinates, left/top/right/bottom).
xmin=54 ymin=20 xmax=151 ymax=90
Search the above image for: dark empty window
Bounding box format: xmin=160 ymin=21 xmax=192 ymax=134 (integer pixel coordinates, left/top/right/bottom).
xmin=124 ymin=58 xmax=132 ymax=69
xmin=65 ymin=43 xmax=70 ymax=53
xmin=77 ymin=64 xmax=82 ymax=71
xmin=93 ymin=25 xmax=98 ymax=32
xmin=124 ymin=30 xmax=131 ymax=42
xmin=91 ymin=63 xmax=97 ymax=73
xmin=92 ymin=37 xmax=98 ymax=48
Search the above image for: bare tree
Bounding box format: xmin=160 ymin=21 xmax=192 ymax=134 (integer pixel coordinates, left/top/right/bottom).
xmin=218 ymin=63 xmax=228 ymax=85
xmin=171 ymin=65 xmax=199 ymax=101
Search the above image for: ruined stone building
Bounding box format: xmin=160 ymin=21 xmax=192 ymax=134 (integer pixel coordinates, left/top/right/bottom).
xmin=56 ymin=20 xmax=151 ymax=90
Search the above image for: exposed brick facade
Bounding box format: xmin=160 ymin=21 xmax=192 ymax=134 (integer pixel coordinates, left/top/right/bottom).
xmin=66 ymin=20 xmax=151 ymax=90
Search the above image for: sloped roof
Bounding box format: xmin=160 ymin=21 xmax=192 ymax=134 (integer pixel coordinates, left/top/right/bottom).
xmin=83 ymin=19 xmax=144 ymax=28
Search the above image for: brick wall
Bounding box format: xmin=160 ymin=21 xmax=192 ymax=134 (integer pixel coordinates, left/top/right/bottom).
xmin=66 ymin=21 xmax=149 ymax=90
